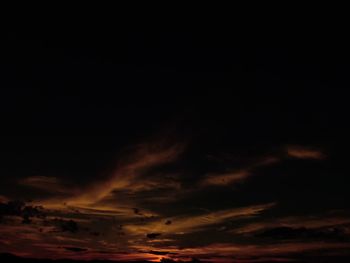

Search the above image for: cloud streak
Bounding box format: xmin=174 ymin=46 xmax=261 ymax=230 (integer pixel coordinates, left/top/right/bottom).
xmin=286 ymin=145 xmax=325 ymax=159
xmin=200 ymin=170 xmax=250 ymax=187
xmin=67 ymin=142 xmax=185 ymax=206
xmin=19 ymin=176 xmax=75 ymax=195
xmin=2 ymin=138 xmax=347 ymax=262
xmin=125 ymin=203 xmax=276 ymax=236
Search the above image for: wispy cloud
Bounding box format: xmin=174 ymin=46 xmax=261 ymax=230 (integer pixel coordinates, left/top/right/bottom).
xmin=67 ymin=142 xmax=185 ymax=206
xmin=232 ymin=215 xmax=350 ymax=235
xmin=199 ymin=156 xmax=280 ymax=188
xmin=132 ymin=241 xmax=350 ymax=262
xmin=19 ymin=176 xmax=75 ymax=195
xmin=286 ymin=145 xmax=325 ymax=159
xmin=29 ymin=141 xmax=185 ymax=221
xmin=2 ymin=138 xmax=340 ymax=262
xmin=125 ymin=203 xmax=275 ymax=235
xmin=199 ymin=170 xmax=250 ymax=186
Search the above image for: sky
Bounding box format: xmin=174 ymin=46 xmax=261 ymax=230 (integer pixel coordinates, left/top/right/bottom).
xmin=1 ymin=28 xmax=350 ymax=262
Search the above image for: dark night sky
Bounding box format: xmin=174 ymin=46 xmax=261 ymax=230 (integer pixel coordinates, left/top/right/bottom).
xmin=1 ymin=25 xmax=350 ymax=262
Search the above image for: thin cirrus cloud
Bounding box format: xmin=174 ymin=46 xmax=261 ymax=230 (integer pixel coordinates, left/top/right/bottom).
xmin=18 ymin=176 xmax=75 ymax=195
xmin=199 ymin=146 xmax=325 ymax=188
xmin=286 ymin=145 xmax=325 ymax=159
xmin=3 ymin=138 xmax=347 ymax=262
xmin=23 ymin=141 xmax=185 ymax=217
xmin=66 ymin=142 xmax=185 ymax=207
xmin=199 ymin=156 xmax=280 ymax=187
xmin=199 ymin=170 xmax=250 ymax=187
xmin=146 ymin=242 xmax=350 ymax=261
xmin=124 ymin=203 xmax=276 ymax=236
xmin=231 ymin=215 xmax=350 ymax=235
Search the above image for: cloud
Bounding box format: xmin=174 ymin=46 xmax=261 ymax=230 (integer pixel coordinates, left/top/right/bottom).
xmin=24 ymin=141 xmax=185 ymax=228
xmin=0 ymin=196 xmax=9 ymax=203
xmin=255 ymin=226 xmax=348 ymax=241
xmin=52 ymin=218 xmax=79 ymax=233
xmin=232 ymin=215 xmax=350 ymax=235
xmin=146 ymin=233 xmax=162 ymax=239
xmin=148 ymin=250 xmax=176 ymax=256
xmin=198 ymin=155 xmax=281 ymax=188
xmin=1 ymin=138 xmax=341 ymax=262
xmin=125 ymin=203 xmax=275 ymax=236
xmin=200 ymin=170 xmax=250 ymax=187
xmin=131 ymin=241 xmax=350 ymax=262
xmin=286 ymin=145 xmax=325 ymax=159
xmin=0 ymin=200 xmax=45 ymax=224
xmin=62 ymin=247 xmax=88 ymax=252
xmin=66 ymin=142 xmax=185 ymax=207
xmin=18 ymin=176 xmax=74 ymax=195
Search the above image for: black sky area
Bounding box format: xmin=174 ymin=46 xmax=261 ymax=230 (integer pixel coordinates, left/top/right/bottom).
xmin=1 ymin=30 xmax=349 ymax=180
xmin=1 ymin=24 xmax=350 ymax=262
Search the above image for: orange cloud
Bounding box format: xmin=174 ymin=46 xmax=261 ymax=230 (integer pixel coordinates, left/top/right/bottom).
xmin=30 ymin=141 xmax=185 ymax=220
xmin=232 ymin=215 xmax=350 ymax=235
xmin=19 ymin=176 xmax=75 ymax=195
xmin=286 ymin=145 xmax=325 ymax=159
xmin=199 ymin=156 xmax=280 ymax=188
xmin=132 ymin=241 xmax=350 ymax=262
xmin=67 ymin=142 xmax=184 ymax=206
xmin=200 ymin=170 xmax=250 ymax=187
xmin=124 ymin=203 xmax=275 ymax=236
xmin=0 ymin=195 xmax=9 ymax=202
